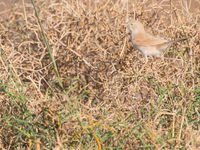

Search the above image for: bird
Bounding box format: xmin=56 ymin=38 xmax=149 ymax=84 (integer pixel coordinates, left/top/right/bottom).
xmin=127 ymin=19 xmax=187 ymax=62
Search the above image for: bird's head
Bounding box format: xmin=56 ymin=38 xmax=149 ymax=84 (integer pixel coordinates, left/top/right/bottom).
xmin=127 ymin=20 xmax=145 ymax=35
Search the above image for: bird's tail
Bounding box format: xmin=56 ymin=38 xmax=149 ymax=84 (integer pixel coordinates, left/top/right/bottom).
xmin=169 ymin=37 xmax=187 ymax=44
xmin=156 ymin=37 xmax=187 ymax=52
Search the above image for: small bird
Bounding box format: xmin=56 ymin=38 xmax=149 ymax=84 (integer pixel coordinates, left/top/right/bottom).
xmin=127 ymin=19 xmax=187 ymax=61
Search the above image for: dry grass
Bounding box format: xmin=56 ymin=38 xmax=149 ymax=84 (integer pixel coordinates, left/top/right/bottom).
xmin=0 ymin=0 xmax=200 ymax=149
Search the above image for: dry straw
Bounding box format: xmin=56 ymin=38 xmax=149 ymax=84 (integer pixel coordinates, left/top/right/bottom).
xmin=0 ymin=0 xmax=200 ymax=149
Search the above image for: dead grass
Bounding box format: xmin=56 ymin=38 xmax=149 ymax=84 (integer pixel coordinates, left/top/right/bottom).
xmin=0 ymin=0 xmax=200 ymax=149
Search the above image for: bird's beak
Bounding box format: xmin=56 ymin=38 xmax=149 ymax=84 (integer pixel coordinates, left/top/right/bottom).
xmin=126 ymin=20 xmax=130 ymax=24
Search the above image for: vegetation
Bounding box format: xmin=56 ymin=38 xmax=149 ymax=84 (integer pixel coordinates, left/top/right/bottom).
xmin=0 ymin=0 xmax=199 ymax=149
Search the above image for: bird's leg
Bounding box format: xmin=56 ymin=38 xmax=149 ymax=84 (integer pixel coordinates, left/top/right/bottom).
xmin=144 ymin=55 xmax=148 ymax=62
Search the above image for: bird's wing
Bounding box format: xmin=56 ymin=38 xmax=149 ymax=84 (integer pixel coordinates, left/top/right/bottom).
xmin=133 ymin=33 xmax=168 ymax=46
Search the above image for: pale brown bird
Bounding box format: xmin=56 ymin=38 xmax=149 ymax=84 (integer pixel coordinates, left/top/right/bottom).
xmin=127 ymin=19 xmax=187 ymax=61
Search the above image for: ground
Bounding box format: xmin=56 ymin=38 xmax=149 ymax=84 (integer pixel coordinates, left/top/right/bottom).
xmin=0 ymin=0 xmax=200 ymax=149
